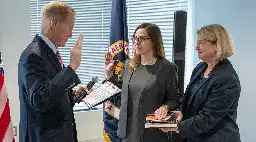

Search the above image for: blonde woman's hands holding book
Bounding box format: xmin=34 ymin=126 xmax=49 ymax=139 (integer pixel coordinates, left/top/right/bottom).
xmin=159 ymin=111 xmax=183 ymax=133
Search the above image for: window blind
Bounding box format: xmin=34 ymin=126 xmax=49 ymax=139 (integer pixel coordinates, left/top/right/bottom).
xmin=126 ymin=0 xmax=188 ymax=60
xmin=126 ymin=0 xmax=189 ymax=91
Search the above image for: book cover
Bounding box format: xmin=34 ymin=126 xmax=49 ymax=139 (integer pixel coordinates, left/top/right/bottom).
xmin=145 ymin=113 xmax=177 ymax=128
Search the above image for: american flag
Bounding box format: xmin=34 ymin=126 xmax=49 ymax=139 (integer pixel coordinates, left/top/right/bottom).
xmin=0 ymin=52 xmax=15 ymax=142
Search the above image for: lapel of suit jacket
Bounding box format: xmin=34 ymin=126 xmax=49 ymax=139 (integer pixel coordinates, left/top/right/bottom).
xmin=123 ymin=64 xmax=135 ymax=100
xmin=120 ymin=63 xmax=133 ymax=112
xmin=182 ymin=63 xmax=205 ymax=112
xmin=34 ymin=35 xmax=62 ymax=72
xmin=186 ymin=61 xmax=222 ymax=108
xmin=126 ymin=58 xmax=162 ymax=99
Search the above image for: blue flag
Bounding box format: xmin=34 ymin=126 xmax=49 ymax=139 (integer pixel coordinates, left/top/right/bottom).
xmin=103 ymin=0 xmax=129 ymax=141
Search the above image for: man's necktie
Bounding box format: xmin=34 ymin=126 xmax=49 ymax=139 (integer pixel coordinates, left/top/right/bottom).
xmin=56 ymin=50 xmax=63 ymax=65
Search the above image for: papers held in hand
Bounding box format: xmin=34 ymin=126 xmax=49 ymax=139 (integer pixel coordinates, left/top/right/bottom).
xmin=145 ymin=112 xmax=178 ymax=128
xmin=82 ymin=81 xmax=122 ymax=108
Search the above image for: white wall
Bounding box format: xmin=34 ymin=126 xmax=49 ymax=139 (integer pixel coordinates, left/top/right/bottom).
xmin=1 ymin=0 xmax=255 ymax=141
xmin=193 ymin=0 xmax=256 ymax=141
xmin=0 ymin=0 xmax=30 ymax=139
xmin=0 ymin=0 xmax=104 ymax=141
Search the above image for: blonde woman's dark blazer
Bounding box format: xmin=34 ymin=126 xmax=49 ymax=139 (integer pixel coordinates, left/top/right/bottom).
xmin=179 ymin=59 xmax=241 ymax=142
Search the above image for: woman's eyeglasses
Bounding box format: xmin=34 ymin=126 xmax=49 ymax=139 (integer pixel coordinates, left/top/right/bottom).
xmin=132 ymin=36 xmax=151 ymax=43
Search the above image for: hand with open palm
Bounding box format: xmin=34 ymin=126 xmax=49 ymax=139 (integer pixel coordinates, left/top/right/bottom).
xmin=69 ymin=33 xmax=83 ymax=71
xmin=105 ymin=51 xmax=114 ymax=79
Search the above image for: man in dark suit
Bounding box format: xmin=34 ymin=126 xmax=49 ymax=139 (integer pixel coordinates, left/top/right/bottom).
xmin=18 ymin=1 xmax=89 ymax=142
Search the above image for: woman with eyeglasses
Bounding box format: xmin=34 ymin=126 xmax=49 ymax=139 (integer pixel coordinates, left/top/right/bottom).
xmin=105 ymin=23 xmax=180 ymax=142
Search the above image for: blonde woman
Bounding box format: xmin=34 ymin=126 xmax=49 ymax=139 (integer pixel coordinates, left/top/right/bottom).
xmin=161 ymin=24 xmax=241 ymax=142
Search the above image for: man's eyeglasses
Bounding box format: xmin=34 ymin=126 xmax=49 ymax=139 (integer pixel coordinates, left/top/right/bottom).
xmin=132 ymin=36 xmax=151 ymax=43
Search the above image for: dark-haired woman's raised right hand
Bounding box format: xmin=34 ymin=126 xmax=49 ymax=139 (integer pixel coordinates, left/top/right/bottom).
xmin=105 ymin=51 xmax=115 ymax=79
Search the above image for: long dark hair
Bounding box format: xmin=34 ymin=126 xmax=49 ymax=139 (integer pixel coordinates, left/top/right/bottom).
xmin=129 ymin=23 xmax=164 ymax=69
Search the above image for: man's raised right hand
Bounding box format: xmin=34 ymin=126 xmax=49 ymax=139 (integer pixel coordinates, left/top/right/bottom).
xmin=70 ymin=33 xmax=83 ymax=71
